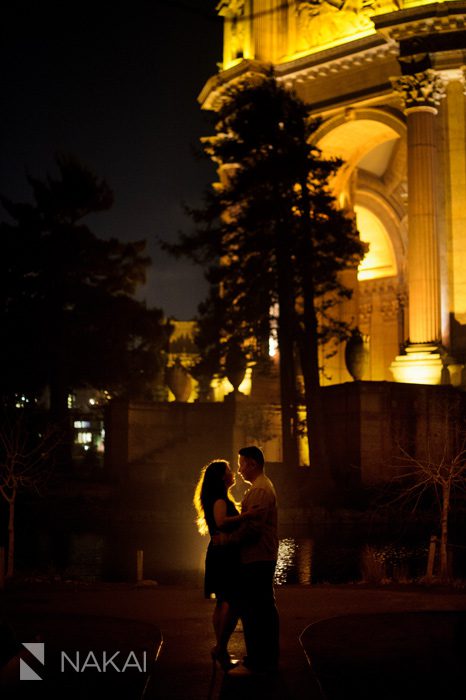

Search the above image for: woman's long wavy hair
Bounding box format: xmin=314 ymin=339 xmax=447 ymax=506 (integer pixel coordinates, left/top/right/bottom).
xmin=194 ymin=459 xmax=235 ymax=535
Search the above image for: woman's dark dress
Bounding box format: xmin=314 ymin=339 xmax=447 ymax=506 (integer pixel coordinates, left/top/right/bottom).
xmin=204 ymin=498 xmax=240 ymax=602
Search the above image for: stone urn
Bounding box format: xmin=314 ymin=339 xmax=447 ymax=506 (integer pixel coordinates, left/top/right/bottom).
xmin=345 ymin=328 xmax=369 ymax=381
xmin=225 ymin=344 xmax=247 ymax=393
xmin=165 ymin=359 xmax=193 ymax=401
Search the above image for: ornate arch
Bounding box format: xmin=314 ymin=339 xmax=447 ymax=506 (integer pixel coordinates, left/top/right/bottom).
xmin=310 ymin=107 xmax=407 ymax=284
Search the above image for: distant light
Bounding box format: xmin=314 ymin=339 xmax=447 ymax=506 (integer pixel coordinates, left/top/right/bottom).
xmin=269 ymin=303 xmax=279 ymax=357
xmin=89 ymin=398 xmax=96 ymax=406
xmin=269 ymin=335 xmax=278 ymax=357
xmin=74 ymin=420 xmax=91 ymax=429
xmin=14 ymin=394 xmax=30 ymax=408
xmin=77 ymin=432 xmax=93 ymax=444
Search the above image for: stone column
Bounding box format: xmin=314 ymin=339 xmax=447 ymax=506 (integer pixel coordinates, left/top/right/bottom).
xmin=444 ymin=71 xmax=466 ymax=334
xmin=253 ymin=1 xmax=287 ymax=62
xmin=390 ymin=69 xmax=447 ymax=384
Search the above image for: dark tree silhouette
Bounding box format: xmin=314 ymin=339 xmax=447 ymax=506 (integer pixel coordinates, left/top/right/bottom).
xmin=164 ymin=73 xmax=365 ymax=470
xmin=0 ymin=154 xmax=170 ymax=424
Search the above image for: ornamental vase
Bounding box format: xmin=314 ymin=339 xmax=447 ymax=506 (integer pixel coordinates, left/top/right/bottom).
xmin=345 ymin=329 xmax=369 ymax=381
xmin=165 ymin=360 xmax=193 ymax=401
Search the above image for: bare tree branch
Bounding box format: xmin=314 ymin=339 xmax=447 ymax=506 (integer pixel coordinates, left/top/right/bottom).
xmin=0 ymin=410 xmax=63 ymax=577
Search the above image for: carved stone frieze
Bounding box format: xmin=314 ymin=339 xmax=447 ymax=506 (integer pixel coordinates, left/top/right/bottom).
xmin=381 ymin=297 xmax=399 ymax=322
xmin=296 ymin=0 xmax=401 ymax=51
xmin=360 ymin=280 xmax=406 ymax=326
xmin=359 ymin=301 xmax=373 ymax=325
xmin=217 ymin=0 xmax=245 ymax=15
xmin=360 ymin=277 xmax=399 ymax=296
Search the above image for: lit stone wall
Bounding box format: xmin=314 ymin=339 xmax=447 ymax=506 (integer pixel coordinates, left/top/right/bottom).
xmin=200 ymin=1 xmax=466 ymax=388
xmin=443 ymin=78 xmax=466 ymax=344
xmin=322 ymin=380 xmax=466 ymax=485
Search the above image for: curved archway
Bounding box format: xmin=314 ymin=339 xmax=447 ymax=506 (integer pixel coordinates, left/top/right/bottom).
xmin=312 ymin=108 xmax=407 ymax=382
xmin=313 ymin=108 xmax=406 ymax=209
xmin=313 ymin=107 xmax=405 ymax=146
xmin=356 ymin=205 xmax=397 ymax=281
xmin=311 ymin=107 xmax=406 ymax=268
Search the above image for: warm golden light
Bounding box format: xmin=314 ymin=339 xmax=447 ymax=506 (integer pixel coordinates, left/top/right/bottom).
xmin=218 ymin=0 xmax=441 ymax=70
xmin=206 ymin=1 xmax=466 ymax=394
xmin=269 ymin=303 xmax=279 ymax=357
xmin=298 ymin=406 xmax=310 ymax=467
xmin=356 ymin=205 xmax=397 ymax=281
xmin=210 ymin=367 xmax=252 ymax=399
xmin=390 ymin=346 xmax=444 ymax=385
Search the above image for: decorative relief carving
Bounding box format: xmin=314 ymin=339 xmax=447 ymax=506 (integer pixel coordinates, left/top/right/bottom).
xmin=360 ymin=282 xmax=406 ymax=327
xmin=361 ymin=278 xmax=397 ymax=295
xmin=296 ymin=0 xmax=401 ymax=50
xmin=218 ymin=0 xmax=247 ymax=63
xmin=381 ymin=298 xmax=399 ymax=322
xmin=359 ymin=301 xmax=373 ymax=325
xmin=218 ymin=0 xmax=245 ymax=14
xmin=392 ymin=69 xmax=446 ymax=111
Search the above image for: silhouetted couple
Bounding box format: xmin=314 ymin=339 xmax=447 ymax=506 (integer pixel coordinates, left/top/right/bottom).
xmin=194 ymin=445 xmax=279 ymax=676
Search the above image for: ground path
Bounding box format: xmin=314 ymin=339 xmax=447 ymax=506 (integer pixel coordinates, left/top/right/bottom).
xmin=2 ymin=581 xmax=466 ymax=699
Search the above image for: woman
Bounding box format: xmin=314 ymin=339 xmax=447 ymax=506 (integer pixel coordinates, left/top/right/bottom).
xmin=193 ymin=459 xmax=249 ymax=671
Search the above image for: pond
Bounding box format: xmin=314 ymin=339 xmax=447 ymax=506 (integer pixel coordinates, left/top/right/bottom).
xmin=15 ymin=520 xmax=465 ymax=585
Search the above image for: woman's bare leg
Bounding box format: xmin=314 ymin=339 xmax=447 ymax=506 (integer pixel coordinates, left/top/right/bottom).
xmin=214 ymin=601 xmax=238 ymax=653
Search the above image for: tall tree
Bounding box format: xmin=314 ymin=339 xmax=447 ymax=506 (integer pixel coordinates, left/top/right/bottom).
xmin=164 ymin=73 xmax=365 ymax=469
xmin=0 ymin=154 xmax=170 ymax=422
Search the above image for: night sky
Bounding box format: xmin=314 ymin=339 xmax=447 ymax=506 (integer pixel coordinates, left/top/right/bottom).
xmin=1 ymin=1 xmax=223 ymax=319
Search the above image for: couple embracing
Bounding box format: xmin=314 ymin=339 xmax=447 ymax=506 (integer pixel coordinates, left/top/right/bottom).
xmin=194 ymin=446 xmax=280 ymax=676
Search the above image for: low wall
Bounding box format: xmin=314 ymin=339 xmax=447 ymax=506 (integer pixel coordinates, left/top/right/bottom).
xmin=105 ymin=400 xmax=236 ymax=484
xmin=323 ymin=381 xmax=466 ymax=484
xmin=105 ymin=382 xmax=466 ymax=498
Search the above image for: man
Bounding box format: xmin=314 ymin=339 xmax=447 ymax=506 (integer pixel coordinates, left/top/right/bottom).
xmin=218 ymin=445 xmax=279 ymax=675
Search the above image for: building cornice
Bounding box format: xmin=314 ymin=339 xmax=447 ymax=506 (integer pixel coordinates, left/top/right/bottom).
xmin=275 ymin=37 xmax=399 ymax=87
xmin=198 ymin=59 xmax=269 ymax=110
xmin=199 ymin=2 xmax=466 ymax=111
xmin=373 ymin=1 xmax=466 ymax=40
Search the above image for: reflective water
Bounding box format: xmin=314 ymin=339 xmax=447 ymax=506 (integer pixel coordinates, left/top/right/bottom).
xmin=274 ymin=536 xmax=431 ymax=585
xmin=16 ymin=521 xmax=462 ymax=585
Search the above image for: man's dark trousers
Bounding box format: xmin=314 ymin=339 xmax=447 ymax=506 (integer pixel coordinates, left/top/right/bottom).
xmin=239 ymin=560 xmax=279 ymax=672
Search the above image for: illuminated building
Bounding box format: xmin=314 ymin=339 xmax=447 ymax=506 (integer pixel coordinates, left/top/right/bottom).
xmin=199 ymin=0 xmax=466 ymax=388
xmin=106 ymin=2 xmax=466 ymax=483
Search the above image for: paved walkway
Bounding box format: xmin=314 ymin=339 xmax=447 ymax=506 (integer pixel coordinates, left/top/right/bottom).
xmin=2 ymin=581 xmax=466 ymax=699
xmin=301 ymin=609 xmax=466 ymax=700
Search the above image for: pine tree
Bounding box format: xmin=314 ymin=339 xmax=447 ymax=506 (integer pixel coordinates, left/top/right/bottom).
xmin=164 ymin=73 xmax=366 ymax=469
xmin=0 ymin=154 xmax=170 ymax=421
